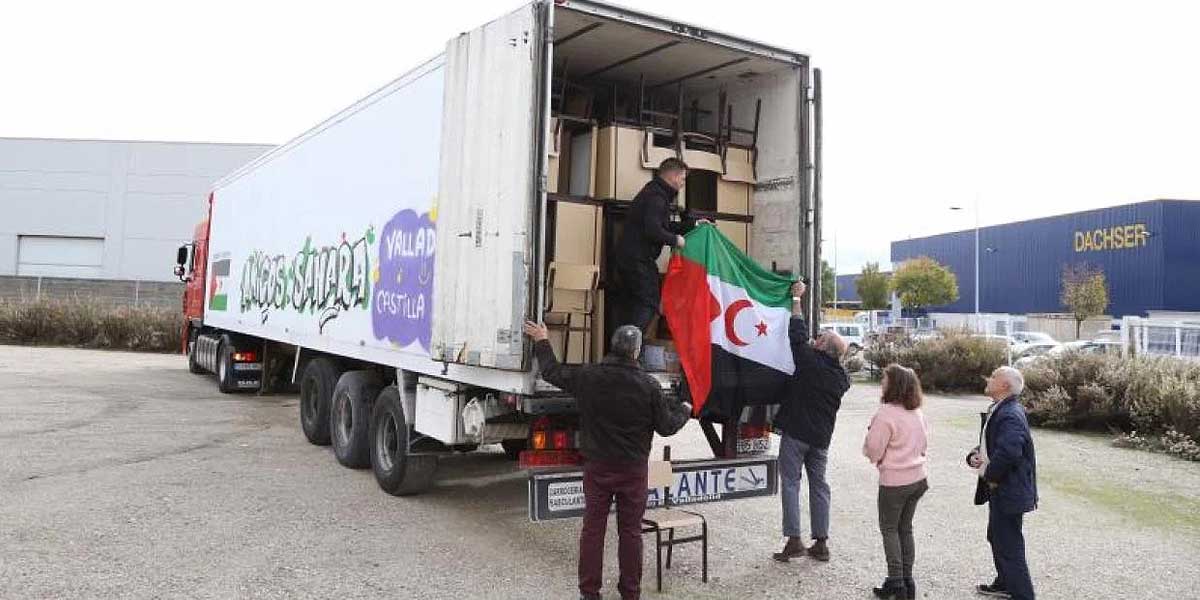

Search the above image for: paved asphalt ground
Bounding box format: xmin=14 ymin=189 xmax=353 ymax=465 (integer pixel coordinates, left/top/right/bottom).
xmin=1 ymin=345 xmax=1197 ymax=599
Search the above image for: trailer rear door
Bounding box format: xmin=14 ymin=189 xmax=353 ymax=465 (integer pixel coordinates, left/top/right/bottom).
xmin=431 ymin=3 xmax=543 ymax=370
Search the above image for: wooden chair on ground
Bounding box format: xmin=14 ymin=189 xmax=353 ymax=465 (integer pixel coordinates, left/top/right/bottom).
xmin=641 ymin=446 xmax=708 ymax=593
xmin=544 ymin=262 xmax=600 ymax=364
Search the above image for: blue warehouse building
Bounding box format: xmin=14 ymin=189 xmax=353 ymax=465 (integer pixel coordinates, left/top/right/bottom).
xmin=889 ymin=199 xmax=1200 ymax=317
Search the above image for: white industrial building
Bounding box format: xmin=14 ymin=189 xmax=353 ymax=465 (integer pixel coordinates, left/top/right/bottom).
xmin=1 ymin=137 xmax=272 ymax=283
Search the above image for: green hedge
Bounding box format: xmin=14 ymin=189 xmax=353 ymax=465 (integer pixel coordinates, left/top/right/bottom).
xmin=1021 ymin=352 xmax=1200 ymax=460
xmin=0 ymin=299 xmax=182 ymax=352
xmin=863 ymin=330 xmax=1007 ymax=392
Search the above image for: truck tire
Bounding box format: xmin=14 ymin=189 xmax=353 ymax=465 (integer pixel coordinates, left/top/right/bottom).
xmin=216 ymin=335 xmax=237 ymax=394
xmin=187 ymin=330 xmax=205 ymax=374
xmin=501 ymin=439 xmax=526 ymax=461
xmin=330 ymin=370 xmax=383 ymax=469
xmin=371 ymin=385 xmax=437 ymax=496
xmin=299 ymin=357 xmax=340 ymax=446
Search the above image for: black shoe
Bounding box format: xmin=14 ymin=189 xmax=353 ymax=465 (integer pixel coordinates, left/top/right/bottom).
xmin=903 ymin=576 xmax=916 ymax=599
xmin=807 ymin=538 xmax=830 ymax=562
xmin=772 ymin=536 xmax=807 ymax=562
xmin=976 ymin=580 xmax=1011 ymax=598
xmin=872 ymin=578 xmax=908 ymax=599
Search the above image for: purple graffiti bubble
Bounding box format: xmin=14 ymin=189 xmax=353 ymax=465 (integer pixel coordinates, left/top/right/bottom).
xmin=373 ymin=209 xmax=436 ymax=352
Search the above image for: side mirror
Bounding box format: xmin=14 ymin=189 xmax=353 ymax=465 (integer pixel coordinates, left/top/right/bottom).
xmin=176 ymin=245 xmax=189 ymax=266
xmin=173 ymin=265 xmax=186 ymax=278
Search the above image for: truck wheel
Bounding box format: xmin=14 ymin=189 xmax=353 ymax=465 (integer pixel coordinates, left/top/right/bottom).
xmin=187 ymin=330 xmax=205 ymax=374
xmin=331 ymin=370 xmax=383 ymax=469
xmin=501 ymin=439 xmax=526 ymax=461
xmin=299 ymin=357 xmax=340 ymax=446
xmin=216 ymin=336 xmax=237 ymax=394
xmin=371 ymin=385 xmax=437 ymax=496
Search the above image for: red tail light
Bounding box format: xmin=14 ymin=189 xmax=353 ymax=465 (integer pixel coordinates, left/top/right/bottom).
xmin=552 ymin=430 xmax=569 ymax=450
xmin=232 ymin=351 xmax=258 ymax=362
xmin=519 ymin=450 xmax=581 ymax=469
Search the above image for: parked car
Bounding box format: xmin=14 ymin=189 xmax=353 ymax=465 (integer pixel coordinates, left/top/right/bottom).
xmin=972 ymin=334 xmax=1015 ymax=346
xmin=1011 ymin=341 xmax=1061 ymax=362
xmin=1010 ymin=331 xmax=1057 ymax=345
xmin=1015 ymin=339 xmax=1123 ymax=368
xmin=822 ymin=322 xmax=866 ymax=352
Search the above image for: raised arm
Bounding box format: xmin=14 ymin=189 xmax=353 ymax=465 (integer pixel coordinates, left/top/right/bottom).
xmin=525 ymin=321 xmax=583 ymax=395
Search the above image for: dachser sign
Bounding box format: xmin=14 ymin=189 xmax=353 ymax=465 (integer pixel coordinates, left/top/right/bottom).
xmin=1074 ymin=223 xmax=1149 ymax=252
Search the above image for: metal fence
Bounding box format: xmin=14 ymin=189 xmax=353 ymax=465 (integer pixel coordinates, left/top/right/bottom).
xmin=1123 ymin=317 xmax=1200 ymax=360
xmin=0 ymin=275 xmax=183 ymax=309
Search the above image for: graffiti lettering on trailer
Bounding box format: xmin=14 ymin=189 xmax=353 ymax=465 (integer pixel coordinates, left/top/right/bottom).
xmin=239 ymin=228 xmax=375 ymax=333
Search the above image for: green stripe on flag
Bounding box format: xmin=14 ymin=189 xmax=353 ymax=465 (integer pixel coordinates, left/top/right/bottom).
xmin=676 ymin=224 xmax=794 ymax=308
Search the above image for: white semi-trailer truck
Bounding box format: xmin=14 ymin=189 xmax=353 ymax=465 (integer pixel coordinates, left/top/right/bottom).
xmin=173 ymin=0 xmax=823 ymax=518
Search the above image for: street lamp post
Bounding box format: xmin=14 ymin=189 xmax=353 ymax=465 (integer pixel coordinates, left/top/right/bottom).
xmin=950 ymin=197 xmax=981 ymax=325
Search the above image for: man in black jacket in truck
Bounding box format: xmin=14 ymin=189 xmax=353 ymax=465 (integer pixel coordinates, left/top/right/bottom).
xmin=524 ymin=320 xmax=691 ymax=600
xmin=613 ymin=157 xmax=697 ymax=332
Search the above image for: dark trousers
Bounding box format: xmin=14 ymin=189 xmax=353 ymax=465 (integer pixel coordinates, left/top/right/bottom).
xmin=615 ymin=261 xmax=659 ymax=332
xmin=987 ymin=505 xmax=1035 ymax=600
xmin=579 ymin=460 xmax=649 ymax=600
xmin=877 ymin=479 xmax=928 ymax=579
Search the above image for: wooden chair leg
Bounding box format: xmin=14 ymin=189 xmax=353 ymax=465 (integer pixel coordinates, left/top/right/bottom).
xmin=656 ymin=528 xmax=663 ymax=592
xmin=666 ymin=528 xmax=675 ymax=569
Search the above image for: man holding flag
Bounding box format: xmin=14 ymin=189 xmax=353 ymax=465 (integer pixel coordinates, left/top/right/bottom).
xmin=660 ymin=223 xmax=848 ymax=562
xmin=660 ymin=223 xmax=800 ymax=422
xmin=772 ymin=280 xmax=850 ymax=563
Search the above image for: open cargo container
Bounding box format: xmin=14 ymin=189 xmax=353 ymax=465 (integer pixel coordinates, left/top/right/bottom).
xmin=174 ymin=0 xmax=822 ymax=512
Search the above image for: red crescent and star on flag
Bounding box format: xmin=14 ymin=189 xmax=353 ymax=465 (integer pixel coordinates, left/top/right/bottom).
xmin=722 ymin=298 xmax=770 ymax=347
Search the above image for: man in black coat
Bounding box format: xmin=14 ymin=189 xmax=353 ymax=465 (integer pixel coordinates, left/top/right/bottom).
xmin=771 ymin=281 xmax=850 ymax=563
xmin=613 ymin=157 xmax=696 ymax=331
xmin=968 ymin=366 xmax=1039 ymax=599
xmin=524 ymin=321 xmax=691 ymax=600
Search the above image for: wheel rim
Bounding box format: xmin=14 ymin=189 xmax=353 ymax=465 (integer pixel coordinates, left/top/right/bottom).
xmin=301 ymin=378 xmax=317 ymax=424
xmin=335 ymin=393 xmax=351 ymax=446
xmin=376 ymin=412 xmax=400 ymax=473
xmin=218 ymin=348 xmax=228 ymax=381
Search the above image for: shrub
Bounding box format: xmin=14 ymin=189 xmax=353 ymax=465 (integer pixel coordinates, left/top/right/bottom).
xmin=864 ymin=329 xmax=1006 ymax=392
xmin=0 ymin=299 xmax=181 ymax=353
xmin=1021 ymin=351 xmax=1200 ymax=461
xmin=842 ymin=353 xmax=866 ymax=374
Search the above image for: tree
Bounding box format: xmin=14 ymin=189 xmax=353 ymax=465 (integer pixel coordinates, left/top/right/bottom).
xmin=821 ymin=260 xmax=836 ymax=306
xmin=856 ymin=262 xmax=891 ymax=310
xmin=890 ymin=256 xmax=959 ymax=310
xmin=1061 ymin=264 xmax=1109 ymax=338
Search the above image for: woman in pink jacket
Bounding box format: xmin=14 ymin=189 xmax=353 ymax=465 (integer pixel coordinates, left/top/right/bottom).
xmin=863 ymin=364 xmax=930 ymax=600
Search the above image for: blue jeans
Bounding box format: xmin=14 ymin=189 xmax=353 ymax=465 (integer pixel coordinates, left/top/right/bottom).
xmin=779 ymin=433 xmax=830 ymax=539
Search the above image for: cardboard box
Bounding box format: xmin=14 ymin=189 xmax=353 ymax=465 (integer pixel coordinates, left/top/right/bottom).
xmin=547 ymin=316 xmax=590 ymax=363
xmin=717 ymin=220 xmax=750 ymax=253
xmin=547 ymin=118 xmax=563 ymax=194
xmin=723 ymin=147 xmax=756 ymax=184
xmin=717 ymin=178 xmax=751 ymax=216
xmin=595 ymin=125 xmax=651 ymax=201
xmin=554 ymin=202 xmax=601 ymax=265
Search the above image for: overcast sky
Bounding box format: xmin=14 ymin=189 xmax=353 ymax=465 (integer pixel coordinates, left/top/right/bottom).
xmin=3 ymin=0 xmax=1198 ymax=272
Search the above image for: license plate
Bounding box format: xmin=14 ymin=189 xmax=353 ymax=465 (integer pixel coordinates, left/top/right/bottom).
xmin=737 ymin=436 xmax=771 ymax=455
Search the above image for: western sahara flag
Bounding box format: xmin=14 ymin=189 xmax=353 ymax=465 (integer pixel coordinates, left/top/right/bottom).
xmin=662 ymin=224 xmax=795 ymax=418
